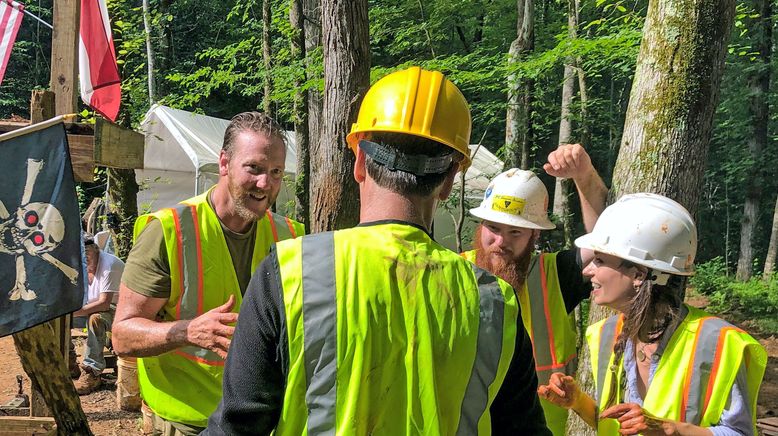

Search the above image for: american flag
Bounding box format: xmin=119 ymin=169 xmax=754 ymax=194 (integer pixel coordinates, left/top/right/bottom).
xmin=0 ymin=0 xmax=23 ymax=86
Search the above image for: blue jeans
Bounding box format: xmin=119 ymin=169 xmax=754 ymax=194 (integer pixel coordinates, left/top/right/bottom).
xmin=82 ymin=310 xmax=114 ymax=373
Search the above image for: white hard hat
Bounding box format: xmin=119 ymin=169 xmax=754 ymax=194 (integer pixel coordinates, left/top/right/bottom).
xmin=575 ymin=193 xmax=697 ymax=282
xmin=470 ymin=168 xmax=556 ymax=230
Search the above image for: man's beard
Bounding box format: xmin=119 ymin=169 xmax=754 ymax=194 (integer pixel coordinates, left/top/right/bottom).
xmin=228 ymin=179 xmax=274 ymax=223
xmin=473 ymin=225 xmax=535 ymax=290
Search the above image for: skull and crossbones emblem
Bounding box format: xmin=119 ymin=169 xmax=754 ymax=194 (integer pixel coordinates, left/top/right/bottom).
xmin=0 ymin=159 xmax=79 ymax=301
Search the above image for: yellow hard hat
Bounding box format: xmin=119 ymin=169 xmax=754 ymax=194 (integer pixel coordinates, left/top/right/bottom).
xmin=346 ymin=66 xmax=473 ymax=169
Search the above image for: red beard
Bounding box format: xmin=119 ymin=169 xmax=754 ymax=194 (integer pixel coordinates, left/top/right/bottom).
xmin=473 ymin=225 xmax=534 ymax=290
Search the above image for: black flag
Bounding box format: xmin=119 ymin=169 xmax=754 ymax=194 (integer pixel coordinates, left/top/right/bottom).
xmin=0 ymin=121 xmax=85 ymax=336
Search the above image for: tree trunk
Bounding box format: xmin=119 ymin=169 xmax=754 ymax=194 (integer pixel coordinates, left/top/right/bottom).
xmin=764 ymin=193 xmax=778 ymax=278
xmin=142 ymin=0 xmax=156 ymax=104
xmin=505 ymin=0 xmax=534 ymax=170
xmin=736 ymin=0 xmax=771 ymax=281
xmin=304 ymin=0 xmax=323 ymax=215
xmin=106 ymin=168 xmax=139 ymax=260
xmin=570 ymin=0 xmax=735 ymax=434
xmin=13 ymin=321 xmax=92 ymax=435
xmin=552 ymin=0 xmax=579 ymax=248
xmin=262 ymin=0 xmax=273 ymax=116
xmin=291 ymin=0 xmax=310 ymax=229
xmin=311 ymin=0 xmax=369 ymax=232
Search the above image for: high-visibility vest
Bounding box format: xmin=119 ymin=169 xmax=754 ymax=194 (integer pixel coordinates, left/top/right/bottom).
xmin=275 ymin=224 xmax=520 ymax=435
xmin=461 ymin=250 xmax=577 ymax=436
xmin=587 ymin=304 xmax=767 ymax=435
xmin=133 ymin=191 xmax=304 ymax=427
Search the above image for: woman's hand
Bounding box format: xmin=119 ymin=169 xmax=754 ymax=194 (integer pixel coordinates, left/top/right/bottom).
xmin=600 ymin=403 xmax=679 ymax=435
xmin=537 ymin=372 xmax=580 ymax=409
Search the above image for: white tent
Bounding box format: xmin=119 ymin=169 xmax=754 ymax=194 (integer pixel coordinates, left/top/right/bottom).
xmin=137 ymin=105 xmax=503 ymax=249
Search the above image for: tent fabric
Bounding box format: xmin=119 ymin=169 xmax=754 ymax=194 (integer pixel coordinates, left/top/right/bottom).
xmin=137 ymin=104 xmax=503 ymax=218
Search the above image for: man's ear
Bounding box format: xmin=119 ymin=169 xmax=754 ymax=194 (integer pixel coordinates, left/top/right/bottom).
xmin=437 ymin=162 xmax=460 ymax=200
xmin=219 ymin=150 xmax=229 ymax=177
xmin=353 ymin=147 xmax=366 ymax=183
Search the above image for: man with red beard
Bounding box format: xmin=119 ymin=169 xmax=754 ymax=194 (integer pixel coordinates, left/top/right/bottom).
xmin=112 ymin=112 xmax=305 ymax=435
xmin=463 ymin=143 xmax=607 ymax=436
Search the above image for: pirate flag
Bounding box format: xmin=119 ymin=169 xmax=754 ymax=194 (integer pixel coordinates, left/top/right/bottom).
xmin=0 ymin=118 xmax=85 ymax=337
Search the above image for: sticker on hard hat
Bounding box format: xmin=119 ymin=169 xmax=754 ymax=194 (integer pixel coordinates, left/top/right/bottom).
xmin=491 ymin=195 xmax=525 ymax=215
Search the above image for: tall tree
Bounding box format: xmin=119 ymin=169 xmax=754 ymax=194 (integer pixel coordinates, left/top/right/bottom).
xmin=568 ymin=0 xmax=736 ymax=434
xmin=290 ymin=0 xmax=309 ymax=229
xmin=764 ymin=194 xmax=778 ymax=278
xmin=736 ymin=0 xmax=771 ymax=281
xmin=262 ymin=0 xmax=273 ymax=116
xmin=505 ymin=0 xmax=534 ymax=169
xmin=552 ymin=0 xmax=580 ymax=248
xmin=142 ymin=0 xmax=156 ymax=104
xmin=310 ymin=0 xmax=369 ymax=231
xmin=304 ymin=0 xmax=323 ymax=187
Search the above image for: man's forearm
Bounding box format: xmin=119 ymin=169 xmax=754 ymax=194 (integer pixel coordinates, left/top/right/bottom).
xmin=112 ymin=317 xmax=192 ymax=357
xmin=573 ymin=170 xmax=607 ymax=232
xmin=74 ymin=298 xmax=112 ymax=317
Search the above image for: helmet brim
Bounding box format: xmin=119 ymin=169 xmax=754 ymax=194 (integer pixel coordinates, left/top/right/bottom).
xmin=469 ymin=207 xmax=556 ymax=230
xmin=574 ymin=233 xmax=695 ymax=276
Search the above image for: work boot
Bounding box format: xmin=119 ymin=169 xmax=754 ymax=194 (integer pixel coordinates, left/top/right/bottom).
xmin=74 ymin=366 xmax=101 ymax=395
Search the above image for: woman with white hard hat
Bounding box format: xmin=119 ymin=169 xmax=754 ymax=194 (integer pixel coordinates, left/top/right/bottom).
xmin=537 ymin=193 xmax=767 ymax=436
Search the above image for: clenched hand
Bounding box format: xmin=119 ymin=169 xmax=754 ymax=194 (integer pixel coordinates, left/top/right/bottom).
xmin=544 ymin=143 xmax=593 ymax=180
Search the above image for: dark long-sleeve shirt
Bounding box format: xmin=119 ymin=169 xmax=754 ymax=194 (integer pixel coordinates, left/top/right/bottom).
xmin=205 ymin=243 xmax=551 ymax=435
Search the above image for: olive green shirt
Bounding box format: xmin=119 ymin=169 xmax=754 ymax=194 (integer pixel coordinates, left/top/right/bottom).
xmin=122 ymin=195 xmax=257 ymax=299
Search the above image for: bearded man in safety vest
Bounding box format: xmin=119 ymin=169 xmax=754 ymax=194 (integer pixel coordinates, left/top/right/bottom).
xmin=204 ymin=67 xmax=551 ymax=435
xmin=112 ymin=112 xmax=305 ymax=435
xmin=462 ymin=146 xmax=607 ymax=436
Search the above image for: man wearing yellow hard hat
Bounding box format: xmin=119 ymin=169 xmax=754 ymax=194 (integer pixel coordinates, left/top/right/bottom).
xmin=462 ymin=146 xmax=607 ymax=435
xmin=204 ymin=66 xmax=551 ymax=435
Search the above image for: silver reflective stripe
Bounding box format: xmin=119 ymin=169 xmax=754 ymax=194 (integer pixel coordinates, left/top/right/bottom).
xmin=271 ymin=212 xmax=296 ymax=240
xmin=301 ymin=232 xmax=337 ymax=435
xmin=456 ymin=265 xmax=506 ymax=436
xmin=172 ymin=203 xmax=223 ymax=364
xmin=684 ymin=317 xmax=728 ymax=425
xmin=525 ymin=254 xmax=556 ymax=385
xmin=596 ymin=315 xmax=620 ymax=404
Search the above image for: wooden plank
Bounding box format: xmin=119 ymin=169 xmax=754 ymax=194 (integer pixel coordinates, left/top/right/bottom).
xmin=94 ymin=117 xmax=144 ymax=169
xmin=68 ymin=134 xmax=95 ymax=183
xmin=0 ymin=416 xmax=56 ymax=434
xmin=50 ymin=0 xmax=80 ymax=116
xmin=0 ymin=120 xmax=30 ymax=133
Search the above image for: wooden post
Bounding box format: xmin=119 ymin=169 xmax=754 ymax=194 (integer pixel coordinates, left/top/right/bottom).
xmin=30 ymin=90 xmax=55 ymax=124
xmin=50 ymin=0 xmax=80 ymax=116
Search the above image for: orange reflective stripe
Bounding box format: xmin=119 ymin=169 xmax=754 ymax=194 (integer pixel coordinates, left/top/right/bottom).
xmin=187 ymin=205 xmax=205 ymax=315
xmin=539 ymin=254 xmax=559 ymax=366
xmin=701 ymin=326 xmax=740 ymax=416
xmin=173 ymin=349 xmax=225 ymax=367
xmin=284 ymin=216 xmax=298 ymax=238
xmin=680 ymin=316 xmax=714 ymax=421
xmin=267 ymin=210 xmax=280 ymax=242
xmin=170 ymin=208 xmax=185 ymax=320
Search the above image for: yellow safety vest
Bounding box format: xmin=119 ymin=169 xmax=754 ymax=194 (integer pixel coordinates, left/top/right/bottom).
xmin=276 ymin=224 xmax=520 ymax=435
xmin=461 ymin=250 xmax=577 ymax=436
xmin=133 ymin=191 xmax=304 ymax=427
xmin=588 ymin=304 xmax=767 ymax=435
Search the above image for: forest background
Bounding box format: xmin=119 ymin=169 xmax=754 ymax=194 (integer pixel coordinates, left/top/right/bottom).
xmin=1 ymin=0 xmax=777 ymax=362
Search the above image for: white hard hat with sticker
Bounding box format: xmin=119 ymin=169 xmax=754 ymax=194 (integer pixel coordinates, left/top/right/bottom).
xmin=470 ymin=168 xmax=555 ymax=230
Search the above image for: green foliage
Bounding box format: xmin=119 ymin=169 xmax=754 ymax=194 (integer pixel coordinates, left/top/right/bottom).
xmin=691 ymin=259 xmax=778 ymax=330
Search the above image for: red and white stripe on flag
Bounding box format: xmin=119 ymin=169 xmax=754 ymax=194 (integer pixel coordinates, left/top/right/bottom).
xmin=79 ymin=0 xmax=121 ymax=121
xmin=0 ymin=0 xmax=23 ymax=86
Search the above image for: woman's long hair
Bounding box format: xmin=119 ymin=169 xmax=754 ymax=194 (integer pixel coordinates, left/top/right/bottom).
xmin=602 ymin=262 xmax=683 ymax=409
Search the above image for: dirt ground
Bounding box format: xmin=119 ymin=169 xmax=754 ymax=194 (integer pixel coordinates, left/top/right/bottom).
xmin=0 ymin=305 xmax=776 ymax=435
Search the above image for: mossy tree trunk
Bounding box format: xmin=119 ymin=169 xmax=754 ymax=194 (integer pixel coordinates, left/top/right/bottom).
xmin=763 ymin=193 xmax=778 ymax=278
xmin=504 ymin=0 xmax=534 ymax=170
xmin=310 ymin=0 xmax=369 ymax=231
xmin=736 ymin=0 xmax=771 ymax=281
xmin=107 ymin=168 xmax=139 ymax=260
xmin=568 ymin=0 xmax=735 ymax=434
